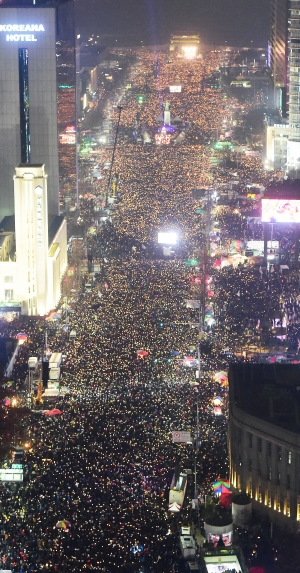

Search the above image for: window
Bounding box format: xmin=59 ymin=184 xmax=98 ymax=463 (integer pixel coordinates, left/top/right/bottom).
xmin=286 ymin=500 xmax=290 ymax=517
xmin=268 ymin=467 xmax=272 ymax=481
xmin=258 ymin=460 xmax=261 ymax=477
xmin=4 ymin=276 xmax=13 ymax=283
xmin=4 ymin=289 xmax=13 ymax=302
xmin=267 ymin=491 xmax=272 ymax=507
xmin=248 ymin=432 xmax=253 ymax=448
xmin=276 ymin=496 xmax=281 ymax=512
xmin=248 ymin=478 xmax=252 ymax=496
xmin=19 ymin=48 xmax=30 ymax=163
xmin=277 ymin=446 xmax=282 ymax=462
xmin=257 ymin=437 xmax=262 ymax=453
xmin=288 ymin=450 xmax=292 ymax=465
xmin=287 ymin=475 xmax=291 ymax=490
xmin=248 ymin=458 xmax=252 ymax=472
xmin=277 ymin=472 xmax=281 ymax=486
xmin=258 ymin=485 xmax=262 ymax=503
xmin=238 ymin=428 xmax=242 ymax=444
xmin=267 ymin=442 xmax=272 ymax=457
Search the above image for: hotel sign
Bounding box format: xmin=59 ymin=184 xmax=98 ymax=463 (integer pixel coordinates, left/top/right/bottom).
xmin=0 ymin=24 xmax=45 ymax=42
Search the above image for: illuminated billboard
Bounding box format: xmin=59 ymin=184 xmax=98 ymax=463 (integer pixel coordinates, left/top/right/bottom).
xmin=158 ymin=232 xmax=178 ymax=245
xmin=170 ymin=85 xmax=182 ymax=93
xmin=262 ymin=199 xmax=300 ymax=223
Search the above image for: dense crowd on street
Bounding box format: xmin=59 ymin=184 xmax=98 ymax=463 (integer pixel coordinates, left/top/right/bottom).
xmin=0 ymin=48 xmax=299 ymax=573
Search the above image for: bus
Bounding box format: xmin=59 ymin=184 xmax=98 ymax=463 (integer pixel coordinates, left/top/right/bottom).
xmin=49 ymin=352 xmax=62 ymax=369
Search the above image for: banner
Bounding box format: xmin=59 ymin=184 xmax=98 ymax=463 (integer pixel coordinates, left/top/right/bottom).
xmin=172 ymin=431 xmax=191 ymax=443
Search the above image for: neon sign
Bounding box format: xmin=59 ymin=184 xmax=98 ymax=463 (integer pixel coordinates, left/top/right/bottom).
xmin=0 ymin=24 xmax=45 ymax=42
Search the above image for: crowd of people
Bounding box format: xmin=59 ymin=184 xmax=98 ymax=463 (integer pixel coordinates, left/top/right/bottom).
xmin=0 ymin=47 xmax=298 ymax=573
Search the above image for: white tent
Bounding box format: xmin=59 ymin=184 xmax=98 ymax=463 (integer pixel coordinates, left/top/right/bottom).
xmin=168 ymin=501 xmax=182 ymax=512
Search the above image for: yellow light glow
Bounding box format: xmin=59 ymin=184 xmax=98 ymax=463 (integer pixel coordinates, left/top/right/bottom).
xmin=182 ymin=46 xmax=197 ymax=59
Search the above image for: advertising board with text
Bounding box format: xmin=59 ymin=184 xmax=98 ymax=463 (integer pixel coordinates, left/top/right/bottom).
xmin=262 ymin=199 xmax=300 ymax=223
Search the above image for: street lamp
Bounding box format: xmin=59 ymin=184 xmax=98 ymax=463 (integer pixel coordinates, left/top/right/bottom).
xmin=105 ymin=105 xmax=123 ymax=208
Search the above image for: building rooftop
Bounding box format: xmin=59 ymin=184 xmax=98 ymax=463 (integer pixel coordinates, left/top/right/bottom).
xmin=229 ymin=363 xmax=300 ymax=433
xmin=0 ymin=214 xmax=65 ymax=251
xmin=48 ymin=215 xmax=65 ymax=246
xmin=0 ymin=215 xmax=15 ymax=234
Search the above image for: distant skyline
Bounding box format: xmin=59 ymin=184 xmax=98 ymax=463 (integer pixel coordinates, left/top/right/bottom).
xmin=76 ymin=0 xmax=271 ymax=47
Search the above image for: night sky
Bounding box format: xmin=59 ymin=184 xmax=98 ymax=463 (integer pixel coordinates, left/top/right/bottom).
xmin=76 ymin=0 xmax=271 ymax=47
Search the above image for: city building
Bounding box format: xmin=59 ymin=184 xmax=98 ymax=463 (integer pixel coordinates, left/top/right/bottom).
xmin=265 ymin=121 xmax=290 ymax=170
xmin=56 ymin=0 xmax=78 ymax=210
xmin=0 ymin=6 xmax=60 ymax=219
xmin=269 ymin=0 xmax=288 ymax=114
xmin=286 ymin=0 xmax=300 ymax=174
xmin=169 ymin=34 xmax=200 ymax=59
xmin=0 ymin=164 xmax=67 ymax=316
xmin=267 ymin=0 xmax=300 ymax=174
xmin=228 ymin=363 xmax=300 ymax=533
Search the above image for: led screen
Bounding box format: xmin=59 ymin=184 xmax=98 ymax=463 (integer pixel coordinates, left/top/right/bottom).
xmin=158 ymin=232 xmax=177 ymax=245
xmin=262 ymin=199 xmax=300 ymax=223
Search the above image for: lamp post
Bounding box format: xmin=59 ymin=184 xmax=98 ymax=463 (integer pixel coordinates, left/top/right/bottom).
xmin=105 ymin=105 xmax=123 ymax=208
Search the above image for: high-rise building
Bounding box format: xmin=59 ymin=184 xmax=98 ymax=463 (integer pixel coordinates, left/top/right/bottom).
xmin=286 ymin=0 xmax=300 ymax=174
xmin=269 ymin=0 xmax=288 ymax=114
xmin=56 ymin=0 xmax=78 ymax=209
xmin=0 ymin=6 xmax=60 ymax=218
xmin=267 ymin=0 xmax=300 ymax=174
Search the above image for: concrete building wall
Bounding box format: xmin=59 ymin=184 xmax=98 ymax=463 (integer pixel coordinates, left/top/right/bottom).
xmin=14 ymin=164 xmax=49 ymax=316
xmin=229 ymin=402 xmax=300 ymax=533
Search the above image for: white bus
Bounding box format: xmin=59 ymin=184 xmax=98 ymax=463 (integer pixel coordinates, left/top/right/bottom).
xmin=49 ymin=352 xmax=62 ymax=369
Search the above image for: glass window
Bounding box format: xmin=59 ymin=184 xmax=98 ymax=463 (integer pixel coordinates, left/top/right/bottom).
xmin=18 ymin=48 xmax=30 ymax=163
xmin=287 ymin=475 xmax=291 ymax=490
xmin=257 ymin=437 xmax=262 ymax=453
xmin=4 ymin=289 xmax=13 ymax=301
xmin=288 ymin=450 xmax=292 ymax=465
xmin=277 ymin=446 xmax=282 ymax=462
xmin=268 ymin=442 xmax=272 ymax=456
xmin=248 ymin=458 xmax=252 ymax=472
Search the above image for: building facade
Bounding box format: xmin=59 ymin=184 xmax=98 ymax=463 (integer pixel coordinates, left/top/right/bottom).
xmin=56 ymin=0 xmax=78 ymax=210
xmin=229 ymin=363 xmax=300 ymax=533
xmin=286 ymin=0 xmax=300 ymax=174
xmin=0 ymin=6 xmax=59 ymax=219
xmin=169 ymin=34 xmax=200 ymax=59
xmin=266 ymin=122 xmax=290 ymax=170
xmin=0 ymin=164 xmax=67 ymax=316
xmin=269 ymin=0 xmax=288 ymax=112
